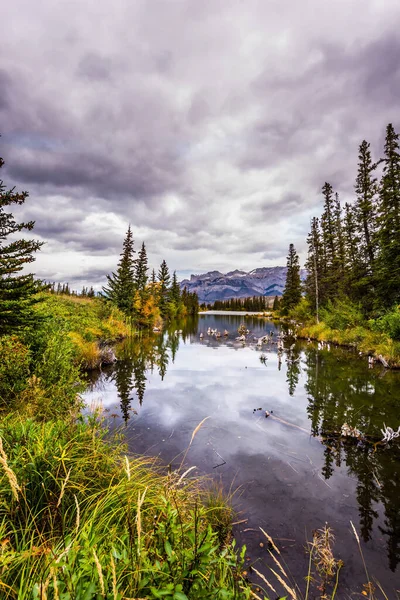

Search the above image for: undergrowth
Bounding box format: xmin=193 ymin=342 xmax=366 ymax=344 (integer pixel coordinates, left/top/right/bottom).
xmin=289 ymin=299 xmax=400 ymax=367
xmin=0 ymin=412 xmax=250 ymax=599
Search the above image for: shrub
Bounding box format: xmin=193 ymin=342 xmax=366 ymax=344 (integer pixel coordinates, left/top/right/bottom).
xmin=370 ymin=306 xmax=400 ymax=341
xmin=0 ymin=336 xmax=30 ymax=407
xmin=32 ymin=324 xmax=84 ymax=418
xmin=289 ymin=297 xmax=313 ymax=323
xmin=319 ymin=298 xmax=364 ymax=330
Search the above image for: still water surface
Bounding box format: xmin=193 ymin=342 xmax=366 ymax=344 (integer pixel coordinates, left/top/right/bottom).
xmin=84 ymin=314 xmax=400 ymax=596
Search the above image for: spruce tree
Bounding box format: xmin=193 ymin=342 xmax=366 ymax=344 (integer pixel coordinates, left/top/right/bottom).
xmin=135 ymin=242 xmax=148 ymax=292
xmin=305 ymin=217 xmax=322 ymax=319
xmin=170 ymin=271 xmax=181 ymax=305
xmin=0 ymin=154 xmax=43 ymax=334
xmin=157 ymin=259 xmax=171 ymax=317
xmin=102 ymin=226 xmax=136 ymax=315
xmin=281 ymin=243 xmax=301 ymax=314
xmin=354 ymin=140 xmax=378 ymax=273
xmin=376 ymin=124 xmax=400 ymax=307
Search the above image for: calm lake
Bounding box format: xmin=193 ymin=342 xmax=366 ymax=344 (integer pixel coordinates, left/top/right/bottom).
xmin=84 ymin=313 xmax=400 ymax=597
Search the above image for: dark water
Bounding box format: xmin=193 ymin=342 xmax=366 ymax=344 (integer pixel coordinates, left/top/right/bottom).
xmin=84 ymin=314 xmax=400 ymax=597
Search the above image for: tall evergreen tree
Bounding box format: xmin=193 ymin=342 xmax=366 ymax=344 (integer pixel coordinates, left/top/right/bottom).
xmin=170 ymin=271 xmax=181 ymax=305
xmin=135 ymin=242 xmax=148 ymax=291
xmin=281 ymin=243 xmax=301 ymax=314
xmin=334 ymin=193 xmax=346 ymax=281
xmin=157 ymin=259 xmax=171 ymax=317
xmin=305 ymin=217 xmax=322 ymax=319
xmin=376 ymin=124 xmax=400 ymax=307
xmin=102 ymin=226 xmax=136 ymax=315
xmin=0 ymin=154 xmax=43 ymax=334
xmin=354 ymin=140 xmax=378 ymax=273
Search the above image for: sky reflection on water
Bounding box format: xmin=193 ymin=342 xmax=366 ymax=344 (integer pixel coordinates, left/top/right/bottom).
xmin=84 ymin=314 xmax=400 ymax=595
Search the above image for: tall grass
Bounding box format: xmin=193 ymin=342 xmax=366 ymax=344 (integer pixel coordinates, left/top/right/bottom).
xmin=0 ymin=413 xmax=250 ymax=599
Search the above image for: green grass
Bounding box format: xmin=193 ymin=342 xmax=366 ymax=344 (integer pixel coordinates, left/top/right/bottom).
xmin=30 ymin=293 xmax=130 ymax=370
xmin=0 ymin=412 xmax=250 ymax=599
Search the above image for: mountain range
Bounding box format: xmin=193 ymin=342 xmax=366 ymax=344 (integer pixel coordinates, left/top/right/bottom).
xmin=179 ymin=267 xmax=306 ymax=303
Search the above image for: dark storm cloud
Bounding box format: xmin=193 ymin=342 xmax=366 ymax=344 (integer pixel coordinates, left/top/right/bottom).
xmin=1 ymin=0 xmax=400 ymax=285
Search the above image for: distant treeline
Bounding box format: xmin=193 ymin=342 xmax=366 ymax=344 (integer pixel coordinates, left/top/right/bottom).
xmin=200 ymin=295 xmax=280 ymax=312
xmin=47 ymin=282 xmax=96 ymax=297
xmin=101 ymin=227 xmax=198 ymax=328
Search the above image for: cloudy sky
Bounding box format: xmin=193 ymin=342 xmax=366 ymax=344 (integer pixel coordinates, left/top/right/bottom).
xmin=1 ymin=0 xmax=399 ymax=289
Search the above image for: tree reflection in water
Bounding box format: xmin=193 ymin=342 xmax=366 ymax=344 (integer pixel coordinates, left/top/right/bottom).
xmin=112 ymin=317 xmax=199 ymax=423
xmin=95 ymin=320 xmax=399 ymax=573
xmin=304 ymin=346 xmax=400 ymax=571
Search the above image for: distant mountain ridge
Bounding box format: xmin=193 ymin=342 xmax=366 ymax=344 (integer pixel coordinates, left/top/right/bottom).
xmin=179 ymin=267 xmax=306 ymax=303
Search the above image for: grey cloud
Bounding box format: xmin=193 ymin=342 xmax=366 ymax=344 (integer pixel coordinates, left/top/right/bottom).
xmin=77 ymin=53 xmax=115 ymax=81
xmin=1 ymin=0 xmax=400 ymax=287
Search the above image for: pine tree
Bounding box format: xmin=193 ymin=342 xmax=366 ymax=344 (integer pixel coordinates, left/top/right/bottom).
xmin=354 ymin=140 xmax=378 ymax=273
xmin=305 ymin=217 xmax=322 ymax=319
xmin=102 ymin=226 xmax=136 ymax=315
xmin=376 ymin=124 xmax=400 ymax=307
xmin=272 ymin=295 xmax=280 ymax=311
xmin=281 ymin=243 xmax=301 ymax=314
xmin=0 ymin=154 xmax=43 ymax=334
xmin=135 ymin=242 xmax=148 ymax=292
xmin=170 ymin=271 xmax=181 ymax=305
xmin=157 ymin=259 xmax=171 ymax=317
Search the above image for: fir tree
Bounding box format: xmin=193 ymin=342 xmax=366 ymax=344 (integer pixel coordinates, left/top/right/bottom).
xmin=102 ymin=226 xmax=136 ymax=315
xmin=0 ymin=154 xmax=43 ymax=334
xmin=157 ymin=259 xmax=171 ymax=317
xmin=376 ymin=124 xmax=400 ymax=307
xmin=305 ymin=217 xmax=322 ymax=319
xmin=135 ymin=242 xmax=148 ymax=291
xmin=281 ymin=243 xmax=301 ymax=314
xmin=354 ymin=140 xmax=378 ymax=273
xmin=170 ymin=271 xmax=181 ymax=305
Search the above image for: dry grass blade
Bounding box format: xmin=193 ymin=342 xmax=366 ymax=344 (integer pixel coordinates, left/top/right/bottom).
xmin=136 ymin=487 xmax=147 ymax=555
xmin=179 ymin=417 xmax=210 ymax=469
xmin=125 ymin=455 xmax=131 ymax=481
xmin=268 ymin=549 xmax=288 ymax=578
xmin=74 ymin=494 xmax=80 ymax=534
xmin=111 ymin=552 xmax=117 ymax=600
xmin=177 ymin=465 xmax=197 ymax=485
xmin=52 ymin=569 xmax=60 ymax=600
xmin=56 ymin=468 xmax=71 ymax=508
xmin=93 ymin=549 xmax=105 ymax=596
xmin=260 ymin=527 xmax=281 ymax=554
xmin=0 ymin=437 xmax=21 ymax=502
xmin=269 ymin=567 xmax=298 ymax=599
xmin=350 ymin=521 xmax=371 ymax=598
xmin=252 ymin=566 xmax=277 ymax=595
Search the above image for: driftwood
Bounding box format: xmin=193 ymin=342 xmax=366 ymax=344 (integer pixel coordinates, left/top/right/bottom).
xmin=378 ymin=354 xmax=389 ymax=368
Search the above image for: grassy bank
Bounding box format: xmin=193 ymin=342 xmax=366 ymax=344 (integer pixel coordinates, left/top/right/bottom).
xmin=33 ymin=293 xmax=130 ymax=369
xmin=0 ymin=411 xmax=250 ymax=599
xmin=296 ymin=321 xmax=400 ymax=367
xmin=0 ymin=292 xmax=252 ymax=598
xmin=284 ymin=299 xmax=400 ymax=368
